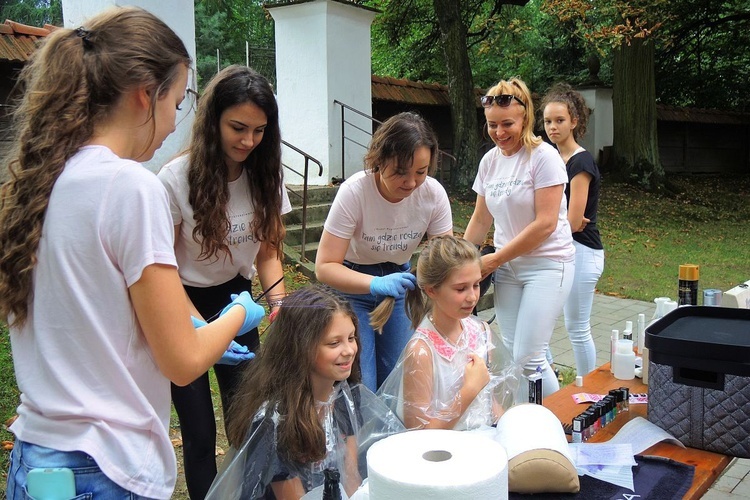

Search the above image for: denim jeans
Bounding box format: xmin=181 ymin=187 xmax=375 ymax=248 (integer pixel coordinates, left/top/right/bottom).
xmin=563 ymin=241 xmax=605 ymax=375
xmin=342 ymin=261 xmax=413 ymax=391
xmin=493 ymin=256 xmax=574 ymax=403
xmin=6 ymin=440 xmax=152 ymax=499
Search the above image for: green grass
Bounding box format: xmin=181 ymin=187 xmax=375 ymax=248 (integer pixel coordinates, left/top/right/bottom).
xmin=451 ymin=175 xmax=750 ymax=302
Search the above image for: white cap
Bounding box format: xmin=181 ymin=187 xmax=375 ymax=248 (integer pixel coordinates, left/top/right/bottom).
xmin=575 ymin=376 xmax=583 ymax=387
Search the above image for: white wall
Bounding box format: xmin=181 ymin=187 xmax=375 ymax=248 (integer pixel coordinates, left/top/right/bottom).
xmin=578 ymin=87 xmax=613 ymax=165
xmin=269 ymin=0 xmax=376 ymax=185
xmin=61 ymin=0 xmax=196 ymax=172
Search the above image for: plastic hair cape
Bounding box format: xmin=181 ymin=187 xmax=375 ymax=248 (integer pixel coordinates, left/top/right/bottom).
xmin=206 ymin=381 xmax=405 ymax=499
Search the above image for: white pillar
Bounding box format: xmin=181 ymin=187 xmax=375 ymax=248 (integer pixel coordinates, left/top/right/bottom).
xmin=268 ymin=0 xmax=377 ymax=185
xmin=61 ymin=0 xmax=196 ymax=173
xmin=578 ymin=87 xmax=613 ymax=166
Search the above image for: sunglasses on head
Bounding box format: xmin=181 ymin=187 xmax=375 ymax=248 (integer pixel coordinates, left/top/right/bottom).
xmin=480 ymin=94 xmax=526 ymax=109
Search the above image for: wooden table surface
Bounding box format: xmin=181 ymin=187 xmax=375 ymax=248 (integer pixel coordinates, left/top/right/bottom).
xmin=543 ymin=364 xmax=732 ymax=500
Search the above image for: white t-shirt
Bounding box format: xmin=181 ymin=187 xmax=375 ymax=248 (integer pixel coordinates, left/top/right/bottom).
xmin=324 ymin=171 xmax=452 ymax=265
xmin=472 ymin=142 xmax=574 ymax=262
xmin=10 ymin=146 xmax=178 ymax=499
xmin=158 ymin=155 xmax=292 ymax=287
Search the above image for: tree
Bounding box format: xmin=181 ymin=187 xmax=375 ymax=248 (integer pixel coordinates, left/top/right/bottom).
xmin=0 ymin=0 xmax=62 ymax=26
xmin=541 ymin=0 xmax=669 ymax=189
xmin=367 ymin=0 xmax=530 ymax=192
xmin=193 ymin=0 xmax=275 ymax=89
xmin=655 ymin=1 xmax=750 ymax=111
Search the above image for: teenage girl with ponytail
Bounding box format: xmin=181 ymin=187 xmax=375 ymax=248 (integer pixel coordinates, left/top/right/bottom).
xmin=0 ymin=8 xmax=263 ymax=498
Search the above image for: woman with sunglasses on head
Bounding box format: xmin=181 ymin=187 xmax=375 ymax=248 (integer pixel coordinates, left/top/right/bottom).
xmin=541 ymin=83 xmax=603 ymax=376
xmin=2 ymin=8 xmax=263 ymax=498
xmin=315 ymin=112 xmax=453 ymax=392
xmin=157 ymin=64 xmax=290 ymax=499
xmin=463 ymin=77 xmax=575 ymax=404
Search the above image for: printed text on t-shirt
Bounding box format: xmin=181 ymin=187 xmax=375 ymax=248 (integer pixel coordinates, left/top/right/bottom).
xmin=487 ymin=178 xmax=523 ymax=198
xmin=362 ymin=230 xmax=424 ymax=252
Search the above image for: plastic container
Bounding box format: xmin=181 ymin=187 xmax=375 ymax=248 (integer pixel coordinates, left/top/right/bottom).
xmin=614 ymin=339 xmax=635 ymax=380
xmin=646 ymin=306 xmax=750 ymax=457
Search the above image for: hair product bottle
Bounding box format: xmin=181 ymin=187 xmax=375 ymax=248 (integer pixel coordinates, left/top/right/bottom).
xmin=678 ymin=264 xmax=700 ymax=306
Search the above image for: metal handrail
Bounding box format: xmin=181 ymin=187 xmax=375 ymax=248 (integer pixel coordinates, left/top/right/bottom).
xmin=333 ymin=100 xmax=456 ymax=184
xmin=281 ymin=139 xmax=323 ymax=262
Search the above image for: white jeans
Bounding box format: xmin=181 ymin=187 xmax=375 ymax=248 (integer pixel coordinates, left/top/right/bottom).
xmin=493 ymin=256 xmax=574 ymax=403
xmin=563 ymin=241 xmax=605 ymax=375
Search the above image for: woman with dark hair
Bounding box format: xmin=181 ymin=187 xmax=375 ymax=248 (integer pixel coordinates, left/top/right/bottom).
xmin=542 ymin=83 xmax=604 ymax=376
xmin=158 ymin=64 xmax=290 ymax=498
xmin=315 ymin=112 xmax=453 ymax=391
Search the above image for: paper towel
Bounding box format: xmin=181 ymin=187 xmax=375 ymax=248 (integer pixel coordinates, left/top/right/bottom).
xmin=493 ymin=403 xmax=573 ymax=463
xmin=366 ymin=429 xmax=508 ymax=499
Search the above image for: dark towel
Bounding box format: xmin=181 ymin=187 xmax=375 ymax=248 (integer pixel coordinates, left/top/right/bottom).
xmin=508 ymin=455 xmax=695 ymax=500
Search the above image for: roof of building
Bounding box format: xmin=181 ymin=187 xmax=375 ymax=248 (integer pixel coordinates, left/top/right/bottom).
xmin=0 ymin=20 xmax=54 ymax=63
xmin=656 ymin=104 xmax=750 ymax=125
xmin=372 ymin=74 xmax=485 ymax=107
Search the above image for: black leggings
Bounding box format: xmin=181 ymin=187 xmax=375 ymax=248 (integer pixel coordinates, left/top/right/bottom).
xmin=171 ymin=275 xmax=260 ymax=500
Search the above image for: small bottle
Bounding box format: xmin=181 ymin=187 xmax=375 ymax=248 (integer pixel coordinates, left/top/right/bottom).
xmin=528 ymin=367 xmax=543 ymax=404
xmin=619 ymin=387 xmax=630 ymax=412
xmin=622 ymin=320 xmax=633 ymax=341
xmin=571 ymin=415 xmax=583 ymax=443
xmin=636 ymin=313 xmax=646 ymax=355
xmin=323 ymin=468 xmax=342 ymax=500
xmin=610 ymin=329 xmax=619 ymax=374
xmin=614 ymin=339 xmax=635 ymax=380
xmin=678 ymin=264 xmax=700 ymax=306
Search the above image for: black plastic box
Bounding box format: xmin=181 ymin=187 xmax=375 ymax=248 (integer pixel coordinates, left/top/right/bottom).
xmin=646 ymin=306 xmax=750 ymax=457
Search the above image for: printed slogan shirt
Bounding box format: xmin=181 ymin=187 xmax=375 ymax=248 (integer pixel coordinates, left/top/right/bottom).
xmin=324 ymin=170 xmax=452 ymax=265
xmin=472 ymin=142 xmax=574 ymax=262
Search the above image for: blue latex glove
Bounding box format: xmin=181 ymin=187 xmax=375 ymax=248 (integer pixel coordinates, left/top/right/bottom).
xmin=369 ymin=272 xmax=417 ymax=298
xmin=219 ymin=291 xmax=265 ymax=336
xmin=217 ymin=341 xmax=254 ymax=365
xmin=191 ymin=316 xmax=254 ymax=365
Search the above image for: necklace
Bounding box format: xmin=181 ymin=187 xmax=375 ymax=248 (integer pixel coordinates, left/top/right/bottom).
xmin=428 ymin=315 xmax=463 ymax=346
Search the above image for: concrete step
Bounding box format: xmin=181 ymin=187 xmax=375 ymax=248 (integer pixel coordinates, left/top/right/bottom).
xmin=286 ymin=184 xmax=339 ymax=207
xmin=285 ymin=202 xmax=333 ymax=225
xmin=285 ymin=221 xmax=325 ymax=247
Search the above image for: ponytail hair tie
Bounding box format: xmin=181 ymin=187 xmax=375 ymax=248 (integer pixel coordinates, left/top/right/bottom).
xmin=75 ymin=27 xmax=93 ymax=49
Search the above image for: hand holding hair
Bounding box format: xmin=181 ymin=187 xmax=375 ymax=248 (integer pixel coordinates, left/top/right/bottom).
xmin=220 ymin=291 xmax=266 ymax=336
xmin=369 ymin=272 xmax=417 ymax=298
xmin=191 ymin=316 xmax=255 ymax=365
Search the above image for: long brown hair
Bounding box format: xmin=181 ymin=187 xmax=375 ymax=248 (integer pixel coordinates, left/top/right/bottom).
xmin=226 ymin=285 xmax=361 ymax=463
xmin=187 ymin=65 xmax=285 ymax=263
xmin=0 ymin=7 xmax=190 ymax=327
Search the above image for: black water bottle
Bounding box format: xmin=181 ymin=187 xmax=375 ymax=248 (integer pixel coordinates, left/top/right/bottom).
xmin=322 ymin=468 xmax=342 ymax=500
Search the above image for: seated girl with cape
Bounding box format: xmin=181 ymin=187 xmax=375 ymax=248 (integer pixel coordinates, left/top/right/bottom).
xmin=207 ymin=285 xmax=404 ymax=499
xmin=377 ymin=236 xmax=521 ymax=430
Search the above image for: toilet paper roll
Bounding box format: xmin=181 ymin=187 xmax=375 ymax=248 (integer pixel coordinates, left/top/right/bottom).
xmin=367 ymin=429 xmax=508 ymax=499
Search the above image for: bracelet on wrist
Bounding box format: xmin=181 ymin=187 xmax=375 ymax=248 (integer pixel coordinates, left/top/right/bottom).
xmin=267 ymin=298 xmax=284 ymax=309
